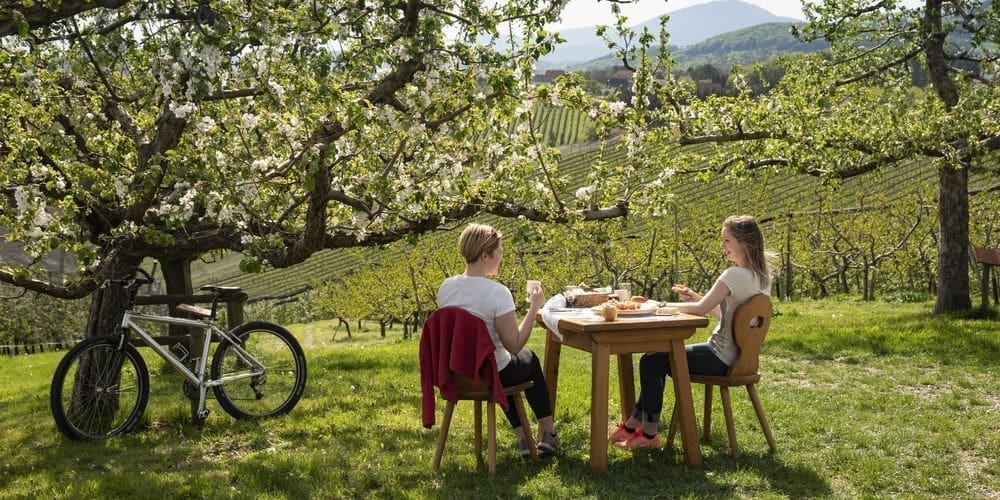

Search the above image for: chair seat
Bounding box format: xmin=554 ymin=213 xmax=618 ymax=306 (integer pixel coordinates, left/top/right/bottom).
xmin=452 ymin=375 xmax=533 ymax=400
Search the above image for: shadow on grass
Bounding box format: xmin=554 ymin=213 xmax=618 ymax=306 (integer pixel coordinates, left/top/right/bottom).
xmin=430 ymin=443 xmax=831 ymax=498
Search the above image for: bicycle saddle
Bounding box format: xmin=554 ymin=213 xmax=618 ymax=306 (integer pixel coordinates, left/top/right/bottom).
xmin=200 ymin=285 xmax=243 ymax=297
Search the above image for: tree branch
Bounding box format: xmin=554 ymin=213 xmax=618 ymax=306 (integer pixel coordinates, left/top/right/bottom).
xmin=835 ymin=46 xmax=923 ymax=86
xmin=678 ymin=131 xmax=776 ymax=145
xmin=0 ymin=0 xmax=130 ymax=37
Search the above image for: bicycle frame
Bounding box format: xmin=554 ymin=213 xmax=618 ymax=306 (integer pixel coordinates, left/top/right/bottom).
xmin=120 ymin=310 xmax=265 ymax=418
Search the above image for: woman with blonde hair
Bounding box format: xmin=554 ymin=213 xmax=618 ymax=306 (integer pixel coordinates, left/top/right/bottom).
xmin=436 ymin=223 xmax=561 ymax=457
xmin=611 ymin=215 xmax=772 ymax=450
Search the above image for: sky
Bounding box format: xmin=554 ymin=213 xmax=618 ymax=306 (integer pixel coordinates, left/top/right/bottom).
xmin=549 ymin=0 xmax=809 ymax=30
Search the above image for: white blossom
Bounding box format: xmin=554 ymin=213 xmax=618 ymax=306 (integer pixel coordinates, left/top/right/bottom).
xmin=196 ymin=116 xmax=216 ymax=133
xmin=29 ymin=163 xmax=48 ymax=181
xmin=13 ymin=186 xmax=30 ymax=213
xmin=240 ymin=113 xmax=260 ymax=130
xmin=268 ymin=80 xmax=287 ymax=104
xmin=114 ymin=179 xmax=129 ymax=200
xmin=170 ymin=101 xmax=197 ymax=119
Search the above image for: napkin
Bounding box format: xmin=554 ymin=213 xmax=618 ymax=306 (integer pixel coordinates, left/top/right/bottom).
xmin=541 ymin=294 xmax=567 ymax=341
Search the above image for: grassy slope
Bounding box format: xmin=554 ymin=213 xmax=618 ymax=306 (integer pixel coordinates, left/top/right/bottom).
xmin=1 ymin=300 xmax=997 ymax=497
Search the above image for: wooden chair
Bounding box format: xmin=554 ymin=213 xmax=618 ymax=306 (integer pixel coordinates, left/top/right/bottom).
xmin=666 ymin=294 xmax=777 ymax=459
xmin=421 ymin=307 xmax=538 ymax=475
xmin=433 ymin=375 xmax=538 ymax=475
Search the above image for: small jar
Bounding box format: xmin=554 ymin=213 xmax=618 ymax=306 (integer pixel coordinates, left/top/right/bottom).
xmin=601 ymin=304 xmax=618 ymax=321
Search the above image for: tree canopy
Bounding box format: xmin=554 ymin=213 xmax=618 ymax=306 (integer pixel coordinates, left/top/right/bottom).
xmin=599 ymin=0 xmax=999 ymax=312
xmin=0 ymin=0 xmax=627 ymax=302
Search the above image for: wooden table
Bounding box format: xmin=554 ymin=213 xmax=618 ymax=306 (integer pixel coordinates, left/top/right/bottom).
xmin=539 ymin=312 xmax=710 ymax=471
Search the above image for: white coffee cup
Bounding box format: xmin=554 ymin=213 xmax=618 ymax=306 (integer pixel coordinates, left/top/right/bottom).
xmin=614 ymin=289 xmax=628 ymax=301
xmin=526 ymin=280 xmax=542 ymax=301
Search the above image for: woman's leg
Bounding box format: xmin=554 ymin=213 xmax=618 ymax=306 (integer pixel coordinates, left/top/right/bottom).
xmin=499 ymin=349 xmax=556 ymax=448
xmin=627 ymin=345 xmax=725 ymax=437
xmin=631 ymin=352 xmax=670 ymax=436
xmin=669 ymin=343 xmax=729 ymax=377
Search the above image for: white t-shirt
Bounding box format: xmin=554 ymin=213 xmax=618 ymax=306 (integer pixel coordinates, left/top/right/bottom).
xmin=707 ymin=266 xmax=771 ymax=366
xmin=436 ymin=275 xmax=518 ymax=370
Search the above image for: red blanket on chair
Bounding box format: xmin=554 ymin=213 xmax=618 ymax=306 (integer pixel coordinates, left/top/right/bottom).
xmin=420 ymin=307 xmax=508 ymax=428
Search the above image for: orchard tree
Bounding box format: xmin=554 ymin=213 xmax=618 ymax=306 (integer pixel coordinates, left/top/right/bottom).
xmin=603 ymin=0 xmax=999 ymax=313
xmin=0 ymin=0 xmax=630 ymax=339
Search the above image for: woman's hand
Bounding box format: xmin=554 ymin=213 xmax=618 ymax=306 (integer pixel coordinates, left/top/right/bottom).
xmin=528 ymin=287 xmax=545 ymax=309
xmin=671 ymin=284 xmax=700 ymax=302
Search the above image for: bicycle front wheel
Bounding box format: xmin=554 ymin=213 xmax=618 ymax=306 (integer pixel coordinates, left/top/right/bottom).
xmin=50 ymin=337 xmax=149 ymax=440
xmin=211 ymin=321 xmax=307 ymax=419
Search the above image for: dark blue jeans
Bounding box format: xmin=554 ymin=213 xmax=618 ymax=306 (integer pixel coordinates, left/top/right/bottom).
xmin=630 ymin=343 xmax=728 ymax=425
xmin=498 ymin=348 xmax=553 ymax=429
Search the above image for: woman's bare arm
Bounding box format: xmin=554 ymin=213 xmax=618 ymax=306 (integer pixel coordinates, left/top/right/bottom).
xmin=666 ymin=281 xmax=729 ymax=318
xmin=495 ymin=288 xmax=544 ymax=352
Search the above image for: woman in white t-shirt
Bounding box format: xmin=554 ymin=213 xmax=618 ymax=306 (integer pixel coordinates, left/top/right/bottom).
xmin=610 ymin=215 xmax=772 ymax=450
xmin=436 ymin=223 xmax=561 ymax=458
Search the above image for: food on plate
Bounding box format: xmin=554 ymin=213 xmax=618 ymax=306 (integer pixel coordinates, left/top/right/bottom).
xmin=630 ymin=295 xmax=647 ymax=303
xmin=616 ymin=301 xmax=641 ymax=311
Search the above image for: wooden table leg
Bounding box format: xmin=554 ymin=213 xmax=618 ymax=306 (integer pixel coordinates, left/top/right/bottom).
xmin=590 ymin=343 xmax=611 ymax=471
xmin=542 ymin=329 xmax=562 ymax=417
xmin=541 ymin=329 xmax=562 ymax=444
xmin=668 ymin=339 xmax=703 ymax=467
xmin=617 ymin=353 xmax=635 ymax=424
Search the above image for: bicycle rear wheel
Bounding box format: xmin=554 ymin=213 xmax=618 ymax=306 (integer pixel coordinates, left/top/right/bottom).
xmin=50 ymin=337 xmax=149 ymax=440
xmin=211 ymin=321 xmax=307 ymax=419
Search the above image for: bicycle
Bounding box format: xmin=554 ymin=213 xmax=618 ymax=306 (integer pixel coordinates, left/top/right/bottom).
xmin=50 ymin=268 xmax=307 ymax=440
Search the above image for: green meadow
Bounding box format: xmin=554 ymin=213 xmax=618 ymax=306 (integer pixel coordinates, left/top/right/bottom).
xmin=1 ymin=299 xmax=997 ymax=498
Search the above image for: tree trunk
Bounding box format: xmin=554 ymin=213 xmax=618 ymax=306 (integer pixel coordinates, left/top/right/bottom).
xmin=924 ymin=0 xmax=972 ymax=313
xmin=160 ymin=257 xmax=194 ymax=335
xmin=74 ymin=254 xmax=143 ymax=428
xmin=84 ymin=256 xmax=143 ymax=338
xmin=934 ymin=167 xmax=972 ymax=312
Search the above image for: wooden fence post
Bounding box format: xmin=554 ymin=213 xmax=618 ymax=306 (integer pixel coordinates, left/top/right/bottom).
xmin=973 ymin=247 xmax=1000 ymax=310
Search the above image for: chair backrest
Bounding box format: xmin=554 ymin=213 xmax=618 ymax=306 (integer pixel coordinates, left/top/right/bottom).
xmin=726 ymin=294 xmax=773 ymax=377
xmin=421 ymin=307 xmax=494 ymax=390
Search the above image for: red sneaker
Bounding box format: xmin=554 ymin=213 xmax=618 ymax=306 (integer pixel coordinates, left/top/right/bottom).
xmin=614 ymin=431 xmax=661 ymax=450
xmin=608 ymin=423 xmax=637 ymax=443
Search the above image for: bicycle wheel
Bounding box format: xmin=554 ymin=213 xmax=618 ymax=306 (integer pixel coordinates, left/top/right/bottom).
xmin=50 ymin=337 xmax=149 ymax=440
xmin=211 ymin=321 xmax=307 ymax=419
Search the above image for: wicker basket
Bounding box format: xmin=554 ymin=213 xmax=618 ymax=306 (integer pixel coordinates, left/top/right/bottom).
xmin=572 ymin=292 xmax=612 ymax=307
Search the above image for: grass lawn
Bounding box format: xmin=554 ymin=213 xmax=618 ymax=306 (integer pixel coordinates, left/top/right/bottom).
xmin=1 ymin=299 xmax=997 ymax=498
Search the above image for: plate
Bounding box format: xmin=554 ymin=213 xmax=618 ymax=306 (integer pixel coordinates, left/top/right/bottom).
xmin=545 ymin=307 xmax=578 ymax=313
xmin=590 ymin=304 xmax=658 ymax=316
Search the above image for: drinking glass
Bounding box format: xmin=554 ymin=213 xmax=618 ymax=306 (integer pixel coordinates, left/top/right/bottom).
xmin=564 ymin=286 xmax=578 ymax=307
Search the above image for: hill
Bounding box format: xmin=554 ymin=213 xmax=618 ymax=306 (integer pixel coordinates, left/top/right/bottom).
xmin=192 ymin=139 xmax=998 ymax=300
xmin=540 ymin=0 xmax=799 ymax=69
xmin=573 ymin=22 xmax=827 ymax=72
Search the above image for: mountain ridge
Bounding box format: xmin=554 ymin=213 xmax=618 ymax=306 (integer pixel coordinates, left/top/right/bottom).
xmin=541 ymin=0 xmax=799 ymax=68
xmin=571 ymin=22 xmax=828 ymax=72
